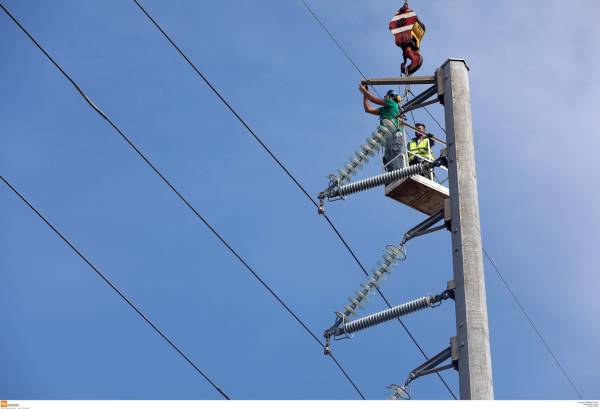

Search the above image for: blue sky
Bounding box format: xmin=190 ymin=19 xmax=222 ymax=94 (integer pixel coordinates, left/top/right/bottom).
xmin=1 ymin=0 xmax=599 ymax=400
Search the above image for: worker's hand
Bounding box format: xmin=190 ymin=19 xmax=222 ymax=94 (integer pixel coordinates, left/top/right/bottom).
xmin=359 ymin=84 xmax=368 ymax=94
xmin=426 ymin=133 xmax=434 ymax=138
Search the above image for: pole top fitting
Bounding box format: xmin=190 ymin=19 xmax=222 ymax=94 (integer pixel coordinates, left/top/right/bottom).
xmin=441 ymin=58 xmax=470 ymax=71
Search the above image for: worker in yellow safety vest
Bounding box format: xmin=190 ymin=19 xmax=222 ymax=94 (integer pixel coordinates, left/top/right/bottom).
xmin=408 ymin=123 xmax=435 ymax=178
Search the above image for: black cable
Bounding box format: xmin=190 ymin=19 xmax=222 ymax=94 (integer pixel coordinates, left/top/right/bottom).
xmin=404 ymin=66 xmax=583 ymax=398
xmin=298 ymin=0 xmax=367 ymax=82
xmin=296 ymin=0 xmax=458 ymax=399
xmin=409 ymin=84 xmax=582 ymax=399
xmin=322 ymin=211 xmax=457 ymax=396
xmin=410 ymin=64 xmax=581 ymax=398
xmin=408 ymin=89 xmax=446 ymax=134
xmin=482 ymin=248 xmax=583 ymax=399
xmin=132 ymin=0 xmax=454 ymax=399
xmin=300 ymin=1 xmax=585 ymax=399
xmin=408 ymin=80 xmax=583 ymax=399
xmin=0 ymin=3 xmax=365 ymax=399
xmin=0 ymin=175 xmax=230 ymax=400
xmin=132 ymin=0 xmax=315 ymax=207
xmin=409 ymin=87 xmax=582 ymax=399
xmin=297 ymin=0 xmax=382 ymax=99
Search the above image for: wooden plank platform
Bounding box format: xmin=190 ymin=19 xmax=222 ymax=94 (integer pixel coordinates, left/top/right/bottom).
xmin=385 ymin=175 xmax=449 ymax=215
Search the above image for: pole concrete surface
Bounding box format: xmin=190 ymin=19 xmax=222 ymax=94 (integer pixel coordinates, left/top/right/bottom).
xmin=442 ymin=59 xmax=494 ymax=399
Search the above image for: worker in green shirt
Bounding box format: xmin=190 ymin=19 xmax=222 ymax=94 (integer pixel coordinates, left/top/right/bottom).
xmin=359 ymin=84 xmax=404 ymax=171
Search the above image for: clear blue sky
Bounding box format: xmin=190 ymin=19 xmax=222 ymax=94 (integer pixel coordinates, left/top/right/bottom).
xmin=1 ymin=0 xmax=598 ymax=400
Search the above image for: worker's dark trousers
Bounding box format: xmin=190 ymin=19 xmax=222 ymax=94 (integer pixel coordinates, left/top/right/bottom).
xmin=383 ymin=131 xmax=406 ymax=172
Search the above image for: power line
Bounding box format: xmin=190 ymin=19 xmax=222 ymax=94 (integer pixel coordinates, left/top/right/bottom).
xmin=131 ymin=0 xmax=371 ymax=286
xmin=294 ymin=0 xmax=584 ymax=400
xmin=408 ymin=89 xmax=446 ymax=134
xmin=300 ymin=0 xmax=444 ymax=136
xmin=298 ymin=0 xmax=368 ymax=82
xmin=411 ymin=84 xmax=582 ymax=398
xmin=403 ymin=48 xmax=582 ymax=396
xmin=407 ymin=69 xmax=582 ymax=397
xmin=0 ymin=3 xmax=365 ymax=399
xmin=403 ymin=50 xmax=581 ymax=398
xmin=131 ymin=0 xmax=456 ymax=399
xmin=132 ymin=0 xmax=316 ymax=207
xmin=416 ymin=85 xmax=583 ymax=399
xmin=410 ymin=74 xmax=582 ymax=399
xmin=0 ymin=175 xmax=231 ymax=400
xmin=297 ymin=0 xmax=457 ymax=399
xmin=297 ymin=0 xmax=383 ymax=99
xmin=482 ymin=248 xmax=583 ymax=399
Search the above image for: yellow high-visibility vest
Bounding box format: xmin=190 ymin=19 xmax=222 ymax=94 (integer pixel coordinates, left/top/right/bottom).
xmin=408 ymin=138 xmax=433 ymax=161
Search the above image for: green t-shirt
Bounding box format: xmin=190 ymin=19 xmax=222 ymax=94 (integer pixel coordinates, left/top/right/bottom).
xmin=378 ymin=98 xmax=399 ymax=126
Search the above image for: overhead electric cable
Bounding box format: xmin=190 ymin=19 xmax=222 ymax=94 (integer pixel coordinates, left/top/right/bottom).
xmin=410 ymin=77 xmax=582 ymax=398
xmin=482 ymin=248 xmax=583 ymax=399
xmin=0 ymin=175 xmax=230 ymax=400
xmin=297 ymin=0 xmax=458 ymax=399
xmin=131 ymin=1 xmax=375 ymax=289
xmin=131 ymin=0 xmax=316 ymax=205
xmin=298 ymin=0 xmax=368 ymax=82
xmin=409 ymin=88 xmax=582 ymax=398
xmin=409 ymin=85 xmax=581 ymax=398
xmin=129 ymin=0 xmax=457 ymax=399
xmin=130 ymin=0 xmax=455 ymax=399
xmin=0 ymin=3 xmax=365 ymax=399
xmin=408 ymin=58 xmax=580 ymax=399
xmin=297 ymin=0 xmax=383 ymax=99
xmin=408 ymin=89 xmax=446 ymax=134
xmin=298 ymin=0 xmax=584 ymax=400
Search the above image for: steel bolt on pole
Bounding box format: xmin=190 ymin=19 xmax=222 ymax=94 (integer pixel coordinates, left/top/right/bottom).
xmin=442 ymin=59 xmax=494 ymax=399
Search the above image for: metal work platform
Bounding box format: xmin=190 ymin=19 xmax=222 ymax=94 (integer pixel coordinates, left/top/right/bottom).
xmin=385 ymin=174 xmax=449 ymax=216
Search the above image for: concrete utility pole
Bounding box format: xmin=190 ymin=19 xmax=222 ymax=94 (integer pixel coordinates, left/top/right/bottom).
xmin=442 ymin=59 xmax=494 ymax=399
xmin=320 ymin=58 xmax=494 ymax=400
